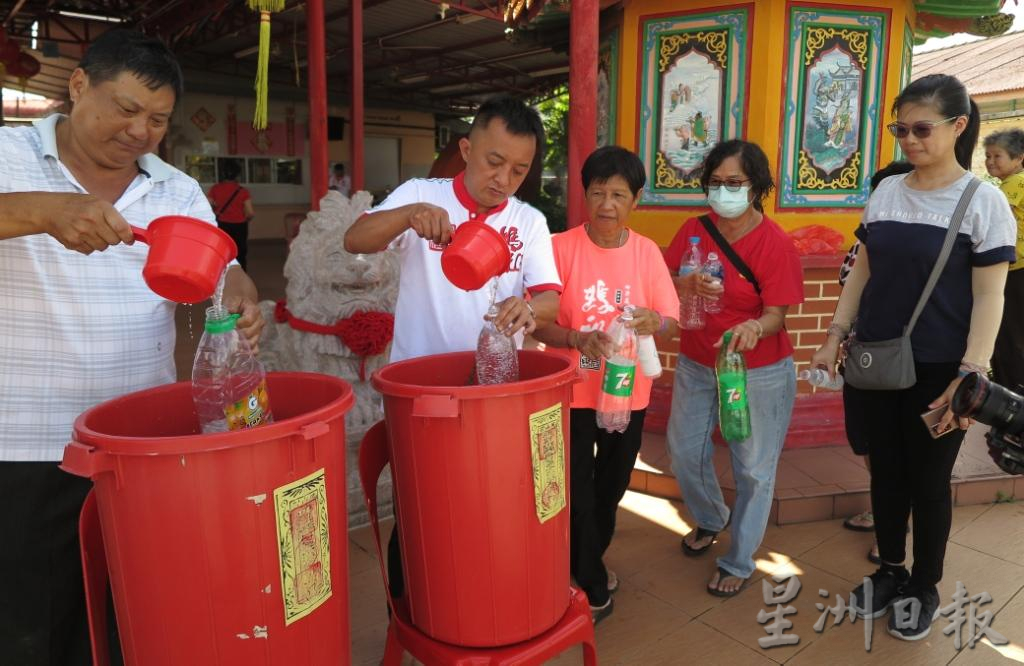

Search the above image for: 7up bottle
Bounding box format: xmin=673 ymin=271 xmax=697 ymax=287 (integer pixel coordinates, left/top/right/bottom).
xmin=716 ymin=331 xmax=751 ymax=443
xmin=596 ymin=305 xmax=639 ymax=433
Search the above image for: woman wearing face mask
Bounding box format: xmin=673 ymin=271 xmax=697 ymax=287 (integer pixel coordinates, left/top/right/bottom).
xmin=663 ymin=140 xmax=804 ymax=597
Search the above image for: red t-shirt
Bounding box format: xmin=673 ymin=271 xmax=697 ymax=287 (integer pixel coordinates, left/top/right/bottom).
xmin=663 ymin=213 xmax=804 ymax=369
xmin=552 ymin=225 xmax=680 ymax=410
xmin=208 ymin=182 xmax=251 ymax=224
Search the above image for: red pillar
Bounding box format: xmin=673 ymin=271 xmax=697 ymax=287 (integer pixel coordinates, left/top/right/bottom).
xmin=566 ymin=0 xmax=599 ymax=229
xmin=307 ymin=0 xmax=328 ymax=209
xmin=350 ymin=0 xmax=365 ymax=192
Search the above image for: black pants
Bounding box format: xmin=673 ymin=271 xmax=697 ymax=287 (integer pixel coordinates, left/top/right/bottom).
xmin=217 ymin=220 xmax=249 ymax=271
xmin=569 ymin=408 xmax=646 ymax=606
xmin=0 ymin=462 xmax=94 ymax=666
xmin=992 ymin=268 xmax=1024 ymax=392
xmin=845 ymin=363 xmax=965 ymax=588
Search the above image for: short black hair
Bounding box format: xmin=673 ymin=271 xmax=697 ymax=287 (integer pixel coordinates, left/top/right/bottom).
xmin=893 ymin=74 xmax=978 ymax=170
xmin=581 ymin=145 xmax=646 ymax=196
xmin=333 ymin=163 xmax=346 ymax=173
xmin=78 ymin=29 xmax=184 ymax=101
xmin=471 ymin=95 xmax=546 ymax=152
xmin=983 ymin=129 xmax=1024 ymax=159
xmin=870 ymin=160 xmax=913 ymax=192
xmin=699 ymin=139 xmax=775 ymax=212
xmin=220 ymin=159 xmax=241 ymax=181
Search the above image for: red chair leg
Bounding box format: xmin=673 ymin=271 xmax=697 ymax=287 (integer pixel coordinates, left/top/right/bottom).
xmin=382 ymin=622 xmax=404 ymax=666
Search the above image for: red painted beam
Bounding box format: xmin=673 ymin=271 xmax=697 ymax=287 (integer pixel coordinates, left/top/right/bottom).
xmin=567 ymin=0 xmax=597 ymax=229
xmin=351 ymin=0 xmax=365 ymax=192
xmin=307 ymin=0 xmax=329 ymax=209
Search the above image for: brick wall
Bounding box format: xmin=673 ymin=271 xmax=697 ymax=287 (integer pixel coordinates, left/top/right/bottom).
xmin=654 ymin=259 xmax=843 ymax=397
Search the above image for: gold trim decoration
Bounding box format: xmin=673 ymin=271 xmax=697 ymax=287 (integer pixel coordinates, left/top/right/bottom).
xmin=655 ymin=152 xmax=701 ymax=190
xmin=659 ymin=30 xmax=728 ymax=71
xmin=797 ymin=149 xmax=862 ymax=190
xmin=804 ymin=27 xmax=868 ymax=67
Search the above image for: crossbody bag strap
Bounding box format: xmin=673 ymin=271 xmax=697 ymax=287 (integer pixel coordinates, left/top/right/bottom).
xmin=698 ymin=214 xmax=761 ymax=295
xmin=216 ymin=185 xmax=243 ymax=218
xmin=905 ymin=176 xmax=982 ymax=335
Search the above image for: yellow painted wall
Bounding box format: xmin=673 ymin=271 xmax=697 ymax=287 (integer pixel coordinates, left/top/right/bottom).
xmin=616 ymin=0 xmax=915 ymax=247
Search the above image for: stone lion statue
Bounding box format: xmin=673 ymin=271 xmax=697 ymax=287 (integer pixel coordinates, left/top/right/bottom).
xmin=259 ymin=190 xmax=399 ymax=525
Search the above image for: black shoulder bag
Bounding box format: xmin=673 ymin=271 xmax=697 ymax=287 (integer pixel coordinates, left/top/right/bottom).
xmin=698 ymin=214 xmax=761 ymax=295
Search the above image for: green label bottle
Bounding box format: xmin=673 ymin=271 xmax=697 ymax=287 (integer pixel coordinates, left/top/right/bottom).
xmin=716 ymin=331 xmax=752 ymax=443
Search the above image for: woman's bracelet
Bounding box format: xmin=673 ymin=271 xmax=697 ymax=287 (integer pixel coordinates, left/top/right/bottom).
xmin=958 ymin=361 xmax=987 ymax=377
xmin=525 ymin=301 xmax=536 ymax=319
xmin=747 ymin=318 xmax=764 ymax=338
xmin=826 ymin=321 xmax=851 ymax=340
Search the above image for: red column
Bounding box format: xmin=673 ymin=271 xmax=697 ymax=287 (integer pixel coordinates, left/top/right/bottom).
xmin=306 ymin=0 xmax=328 ymax=209
xmin=566 ymin=0 xmax=598 ymax=229
xmin=351 ymin=0 xmax=365 ymax=192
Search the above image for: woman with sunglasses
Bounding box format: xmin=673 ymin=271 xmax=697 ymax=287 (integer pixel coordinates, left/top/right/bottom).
xmin=811 ymin=74 xmax=1016 ymax=641
xmin=663 ymin=140 xmax=804 ymax=597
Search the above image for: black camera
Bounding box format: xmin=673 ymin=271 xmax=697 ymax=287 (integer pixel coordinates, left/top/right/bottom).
xmin=951 ymin=372 xmax=1024 ymax=476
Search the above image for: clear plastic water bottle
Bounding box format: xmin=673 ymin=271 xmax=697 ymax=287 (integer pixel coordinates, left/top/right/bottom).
xmin=798 ymin=368 xmax=844 ymax=391
xmin=637 ymin=334 xmax=662 ymax=378
xmin=192 ymin=306 xmax=274 ymax=434
xmin=679 ymin=236 xmax=705 ymax=330
xmin=716 ymin=331 xmax=751 ymax=443
xmin=596 ymin=306 xmax=639 ymax=433
xmin=475 ymin=304 xmax=520 ymax=385
xmin=702 ymin=252 xmax=725 ymax=314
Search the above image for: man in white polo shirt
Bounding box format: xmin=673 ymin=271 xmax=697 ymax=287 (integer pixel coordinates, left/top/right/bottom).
xmin=0 ymin=30 xmax=263 ymax=665
xmin=345 ymin=95 xmax=562 ymax=597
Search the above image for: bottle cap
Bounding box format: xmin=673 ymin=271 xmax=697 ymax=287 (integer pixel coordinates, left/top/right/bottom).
xmin=689 ymin=236 xmax=701 ymax=244
xmin=708 ymin=252 xmax=719 ymax=261
xmin=204 ymin=306 xmax=241 ymax=333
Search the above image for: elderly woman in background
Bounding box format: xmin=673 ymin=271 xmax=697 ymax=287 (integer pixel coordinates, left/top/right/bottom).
xmin=663 ymin=139 xmax=804 ymax=597
xmin=533 ymin=146 xmax=679 ymax=624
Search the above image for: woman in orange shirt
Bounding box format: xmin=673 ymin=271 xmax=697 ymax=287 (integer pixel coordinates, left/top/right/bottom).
xmin=533 ymin=146 xmax=680 ymax=624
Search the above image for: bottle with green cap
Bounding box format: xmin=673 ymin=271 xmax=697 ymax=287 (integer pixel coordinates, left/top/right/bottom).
xmin=192 ymin=305 xmax=273 ymax=433
xmin=716 ymin=330 xmax=751 ymax=443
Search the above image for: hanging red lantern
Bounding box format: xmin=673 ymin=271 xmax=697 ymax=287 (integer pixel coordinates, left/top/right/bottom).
xmin=14 ymin=51 xmax=40 ymax=78
xmin=0 ymin=40 xmax=20 ymax=66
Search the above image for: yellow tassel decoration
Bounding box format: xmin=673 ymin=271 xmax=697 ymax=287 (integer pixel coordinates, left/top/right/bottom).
xmin=247 ymin=0 xmax=285 ymax=130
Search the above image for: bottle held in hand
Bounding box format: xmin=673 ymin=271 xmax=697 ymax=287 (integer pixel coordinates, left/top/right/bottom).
xmin=597 ymin=306 xmax=639 ymax=433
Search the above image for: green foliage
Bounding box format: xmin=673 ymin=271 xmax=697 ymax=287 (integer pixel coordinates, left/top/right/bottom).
xmin=534 ymin=86 xmax=569 ymax=233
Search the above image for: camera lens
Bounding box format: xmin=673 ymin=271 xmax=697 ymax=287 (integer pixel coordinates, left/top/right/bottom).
xmin=952 ymin=372 xmax=1024 ymax=433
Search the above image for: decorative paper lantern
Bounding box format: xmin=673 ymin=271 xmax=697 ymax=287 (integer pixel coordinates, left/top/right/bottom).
xmin=0 ymin=40 xmax=20 ymax=66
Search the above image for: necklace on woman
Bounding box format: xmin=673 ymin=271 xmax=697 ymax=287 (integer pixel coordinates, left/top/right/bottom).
xmin=586 ymin=224 xmax=627 ymax=248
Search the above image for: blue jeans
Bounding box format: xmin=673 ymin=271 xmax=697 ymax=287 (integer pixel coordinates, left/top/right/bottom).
xmin=667 ymin=354 xmax=796 ymax=579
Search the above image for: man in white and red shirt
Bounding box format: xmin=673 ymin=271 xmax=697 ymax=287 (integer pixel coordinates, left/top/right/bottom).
xmin=345 ymin=95 xmax=562 ymax=598
xmin=345 ymin=95 xmax=561 ymax=361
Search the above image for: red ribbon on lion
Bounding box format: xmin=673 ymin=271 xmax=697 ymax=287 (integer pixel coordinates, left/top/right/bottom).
xmin=274 ymin=300 xmax=394 ymax=380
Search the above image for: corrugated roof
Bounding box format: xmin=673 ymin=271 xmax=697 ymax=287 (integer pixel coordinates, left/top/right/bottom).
xmin=912 ymin=30 xmax=1024 ymax=96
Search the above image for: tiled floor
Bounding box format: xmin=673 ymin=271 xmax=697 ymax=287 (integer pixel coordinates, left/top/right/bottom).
xmin=347 ymin=492 xmax=1024 ymax=665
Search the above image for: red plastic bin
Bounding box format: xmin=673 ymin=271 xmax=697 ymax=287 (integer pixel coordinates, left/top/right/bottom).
xmin=61 ymin=372 xmax=354 ymax=666
xmin=372 ymin=350 xmax=578 ymax=647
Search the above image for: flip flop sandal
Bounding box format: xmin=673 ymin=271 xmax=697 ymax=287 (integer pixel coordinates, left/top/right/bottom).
xmin=843 ymin=511 xmax=875 ymax=532
xmin=867 ymin=544 xmax=881 ymax=565
xmin=682 ymin=526 xmax=720 ymax=556
xmin=707 ymin=566 xmax=749 ymax=598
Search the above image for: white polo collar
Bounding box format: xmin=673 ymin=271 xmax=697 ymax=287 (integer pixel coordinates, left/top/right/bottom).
xmin=34 ymin=113 xmax=174 ymax=183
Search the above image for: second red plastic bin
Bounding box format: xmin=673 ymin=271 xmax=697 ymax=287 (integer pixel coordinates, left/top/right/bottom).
xmin=372 ymin=350 xmax=578 ymax=647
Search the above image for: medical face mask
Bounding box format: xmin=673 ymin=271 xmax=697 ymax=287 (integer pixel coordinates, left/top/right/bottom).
xmin=707 ymin=186 xmax=752 ymax=219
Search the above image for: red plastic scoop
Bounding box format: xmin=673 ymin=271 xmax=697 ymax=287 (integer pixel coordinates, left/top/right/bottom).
xmin=440 ymin=221 xmax=511 ymax=291
xmin=130 ymin=216 xmax=238 ymax=303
